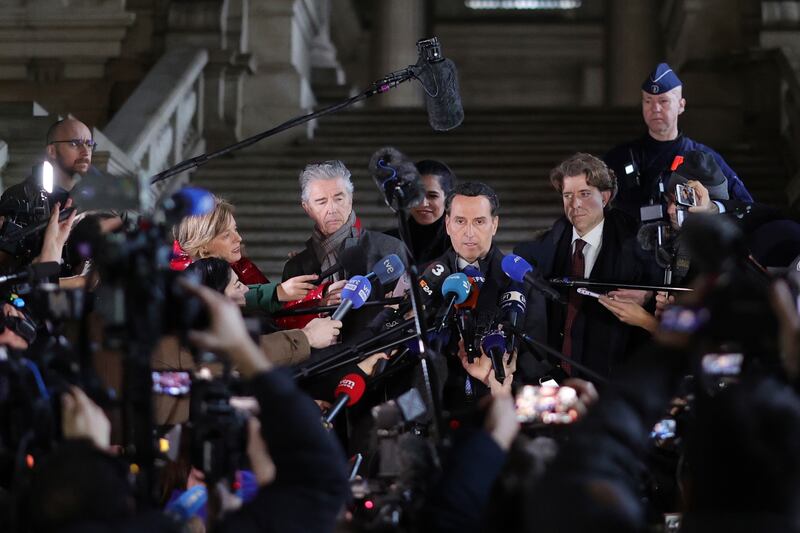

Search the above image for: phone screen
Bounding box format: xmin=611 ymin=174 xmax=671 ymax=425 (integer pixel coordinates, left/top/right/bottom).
xmin=701 ymin=353 xmax=743 ymax=376
xmin=152 ymin=371 xmax=191 ymax=396
xmin=515 ymin=385 xmax=579 ymax=425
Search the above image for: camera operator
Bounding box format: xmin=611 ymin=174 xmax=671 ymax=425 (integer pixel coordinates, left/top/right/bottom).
xmin=0 ymin=119 xmax=94 ymax=270
xmin=21 ymin=280 xmax=349 ymax=533
xmin=153 ymin=257 xmax=341 ymax=426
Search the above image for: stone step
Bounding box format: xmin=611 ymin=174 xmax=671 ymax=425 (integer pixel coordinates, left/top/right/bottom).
xmin=0 ymin=101 xmax=49 ymax=117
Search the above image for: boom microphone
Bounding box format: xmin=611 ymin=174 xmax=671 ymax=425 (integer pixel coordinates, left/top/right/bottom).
xmin=324 ymin=373 xmax=367 ymax=424
xmin=331 ymin=275 xmax=372 ymax=321
xmin=414 ymin=37 xmax=464 ymax=131
xmin=501 ymin=254 xmax=563 ymax=303
xmin=0 ymin=261 xmax=60 ymax=284
xmin=369 ymin=146 xmax=424 ymax=211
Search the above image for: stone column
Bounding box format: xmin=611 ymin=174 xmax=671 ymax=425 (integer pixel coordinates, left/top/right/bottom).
xmin=371 ymin=0 xmax=426 ymax=108
xmin=240 ymin=0 xmax=322 ymax=144
xmin=605 ymin=0 xmax=661 ymax=106
xmin=166 ymin=0 xmax=253 ymax=147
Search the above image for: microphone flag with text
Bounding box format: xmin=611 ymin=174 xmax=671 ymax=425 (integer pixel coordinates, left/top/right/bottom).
xmin=324 ymin=373 xmax=367 ymax=425
xmin=331 ymin=276 xmax=373 ymax=321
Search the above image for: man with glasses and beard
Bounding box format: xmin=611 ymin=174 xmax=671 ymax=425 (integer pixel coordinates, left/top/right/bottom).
xmin=0 ymin=118 xmax=97 ymax=268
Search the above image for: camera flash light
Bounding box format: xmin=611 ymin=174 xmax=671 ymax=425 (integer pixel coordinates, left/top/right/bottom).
xmin=42 ymin=161 xmax=54 ymax=193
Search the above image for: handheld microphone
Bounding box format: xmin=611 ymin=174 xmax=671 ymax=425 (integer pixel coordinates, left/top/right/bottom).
xmin=162 ymin=186 xmax=216 ymax=220
xmin=501 ymin=254 xmax=563 ymax=303
xmin=0 ymin=261 xmax=60 ymax=284
xmin=456 ymin=265 xmax=484 ymax=310
xmin=414 ymin=37 xmax=464 ymax=131
xmin=435 ymin=273 xmax=471 ymax=333
xmin=417 ymin=260 xmax=451 ymax=305
xmin=481 ymin=330 xmax=507 ymax=383
xmin=165 ymin=485 xmax=207 ymax=521
xmin=324 ymin=373 xmax=367 ymax=424
xmin=457 ymin=266 xmax=483 ymax=362
xmin=499 ymin=281 xmax=526 ymax=355
xmin=366 ymin=253 xmax=406 ymax=285
xmin=331 ymin=275 xmax=372 ymax=321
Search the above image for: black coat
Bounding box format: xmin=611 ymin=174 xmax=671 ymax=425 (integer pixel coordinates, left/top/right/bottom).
xmin=433 ymin=245 xmax=514 ymax=409
xmin=514 ymin=210 xmax=659 ymax=379
xmin=385 ymin=215 xmax=451 ymax=268
xmin=282 ymin=228 xmax=405 ymax=339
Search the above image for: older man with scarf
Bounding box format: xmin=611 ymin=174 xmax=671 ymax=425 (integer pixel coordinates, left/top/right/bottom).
xmin=282 ymin=160 xmax=404 ymax=315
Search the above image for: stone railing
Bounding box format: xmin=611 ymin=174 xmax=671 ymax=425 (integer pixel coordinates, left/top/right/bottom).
xmin=104 ymin=47 xmax=208 ymax=196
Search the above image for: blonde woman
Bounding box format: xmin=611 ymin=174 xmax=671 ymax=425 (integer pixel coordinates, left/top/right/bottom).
xmin=175 ymin=196 xmax=319 ymax=313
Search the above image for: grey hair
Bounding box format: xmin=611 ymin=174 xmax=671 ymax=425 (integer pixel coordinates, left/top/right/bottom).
xmin=299 ymin=160 xmax=354 ymax=202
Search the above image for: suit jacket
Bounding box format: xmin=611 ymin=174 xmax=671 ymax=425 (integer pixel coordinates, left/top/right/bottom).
xmin=281 ymin=228 xmax=405 ymax=339
xmin=514 ymin=209 xmax=659 ymax=379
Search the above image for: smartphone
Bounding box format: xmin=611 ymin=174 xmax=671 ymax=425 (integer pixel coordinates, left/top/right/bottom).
xmin=515 ymin=385 xmax=579 ymax=425
xmin=675 ymin=183 xmax=697 ymax=207
xmin=577 ymin=287 xmax=603 ymax=299
xmin=650 ymin=418 xmax=677 ymax=441
xmin=701 ymin=353 xmax=744 ymax=376
xmin=659 ymin=306 xmax=710 ymax=334
xmin=152 ymin=371 xmax=191 ymax=396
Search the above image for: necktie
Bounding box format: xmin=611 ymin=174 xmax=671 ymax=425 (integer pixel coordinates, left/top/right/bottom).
xmin=561 ymin=239 xmax=586 ymax=374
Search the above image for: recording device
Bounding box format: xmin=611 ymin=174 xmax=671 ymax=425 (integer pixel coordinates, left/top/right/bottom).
xmin=701 ymin=353 xmax=743 ymax=376
xmin=675 ymin=183 xmax=697 ymax=207
xmin=414 ymin=37 xmax=464 ymax=132
xmin=189 ymin=377 xmax=249 ymax=485
xmin=0 ymin=261 xmax=60 ymax=285
xmin=501 ymin=254 xmax=563 ymax=303
xmin=369 ymin=146 xmax=425 ymax=212
xmin=152 ymin=371 xmax=192 ymax=396
xmin=325 ymin=373 xmax=367 ymax=424
xmin=577 ymin=287 xmax=603 ymax=299
xmin=331 ymin=275 xmax=373 ymax=321
xmin=514 ymin=385 xmax=579 ymax=425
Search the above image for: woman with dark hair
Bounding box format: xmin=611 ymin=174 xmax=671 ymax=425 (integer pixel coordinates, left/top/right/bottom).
xmin=184 ymin=257 xmax=248 ymax=306
xmin=386 ymin=159 xmax=456 ymax=266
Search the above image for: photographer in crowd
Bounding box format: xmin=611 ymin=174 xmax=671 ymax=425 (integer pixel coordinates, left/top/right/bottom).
xmin=20 ymin=279 xmax=350 ymax=533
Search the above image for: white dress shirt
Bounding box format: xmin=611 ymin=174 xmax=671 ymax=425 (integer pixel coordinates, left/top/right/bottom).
xmin=571 ymin=219 xmax=604 ymax=278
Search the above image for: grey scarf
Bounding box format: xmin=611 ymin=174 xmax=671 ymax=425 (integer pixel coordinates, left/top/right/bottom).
xmin=311 ymin=210 xmax=358 ymax=281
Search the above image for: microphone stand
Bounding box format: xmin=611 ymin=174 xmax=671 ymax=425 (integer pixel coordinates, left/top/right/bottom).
xmin=390 ymin=186 xmax=443 ymax=441
xmin=150 ymin=67 xmax=420 ymax=184
xmin=507 ymin=324 xmax=609 ymax=385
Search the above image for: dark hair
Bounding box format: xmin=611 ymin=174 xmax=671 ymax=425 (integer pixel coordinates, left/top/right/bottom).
xmin=184 ymin=257 xmax=232 ymax=294
xmin=444 ymin=181 xmax=500 ymax=216
xmin=416 ymin=159 xmax=456 ymax=196
xmin=549 ymin=152 xmax=618 ymax=202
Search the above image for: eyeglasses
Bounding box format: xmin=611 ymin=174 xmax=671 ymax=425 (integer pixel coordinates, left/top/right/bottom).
xmin=49 ymin=139 xmax=98 ymax=151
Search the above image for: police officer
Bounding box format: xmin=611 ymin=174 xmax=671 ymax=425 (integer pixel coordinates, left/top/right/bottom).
xmin=604 ymin=63 xmax=753 ymax=222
